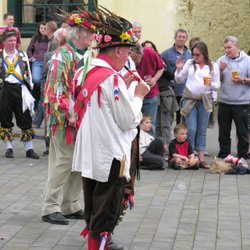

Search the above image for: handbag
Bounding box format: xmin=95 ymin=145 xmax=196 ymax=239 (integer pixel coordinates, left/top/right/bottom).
xmin=162 ymin=57 xmax=174 ymax=81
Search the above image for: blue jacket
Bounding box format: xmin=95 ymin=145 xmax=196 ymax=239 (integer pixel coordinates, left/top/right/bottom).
xmin=161 ymin=45 xmax=191 ymax=96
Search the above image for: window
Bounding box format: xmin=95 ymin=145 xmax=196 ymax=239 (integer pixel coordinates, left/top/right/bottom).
xmin=8 ymin=0 xmax=96 ymax=38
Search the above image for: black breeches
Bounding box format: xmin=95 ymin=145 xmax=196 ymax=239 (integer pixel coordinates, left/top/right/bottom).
xmin=0 ymin=83 xmax=32 ymax=130
xmin=82 ymin=159 xmax=126 ymax=239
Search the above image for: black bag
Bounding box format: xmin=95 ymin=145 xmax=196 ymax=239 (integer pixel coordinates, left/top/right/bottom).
xmin=162 ymin=57 xmax=174 ymax=81
xmin=158 ymin=57 xmax=174 ymax=92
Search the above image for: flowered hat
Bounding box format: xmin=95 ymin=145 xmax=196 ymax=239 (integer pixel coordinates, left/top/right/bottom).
xmin=92 ymin=5 xmax=136 ymax=48
xmin=67 ymin=11 xmax=97 ymax=32
xmin=0 ymin=27 xmax=17 ymax=41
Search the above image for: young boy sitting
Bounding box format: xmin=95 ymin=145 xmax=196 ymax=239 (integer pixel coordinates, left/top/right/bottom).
xmin=168 ymin=123 xmax=199 ymax=170
xmin=139 ymin=115 xmax=166 ymax=170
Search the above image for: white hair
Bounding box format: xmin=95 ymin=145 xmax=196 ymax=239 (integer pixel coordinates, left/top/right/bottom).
xmin=66 ymin=26 xmax=87 ymax=43
xmin=54 ymin=28 xmax=66 ymax=40
xmin=224 ymin=36 xmax=239 ymax=46
xmin=132 ymin=21 xmax=141 ymax=28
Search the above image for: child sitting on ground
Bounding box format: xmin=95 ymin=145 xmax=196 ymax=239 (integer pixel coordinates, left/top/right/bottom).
xmin=139 ymin=115 xmax=166 ymax=170
xmin=168 ymin=123 xmax=200 ymax=170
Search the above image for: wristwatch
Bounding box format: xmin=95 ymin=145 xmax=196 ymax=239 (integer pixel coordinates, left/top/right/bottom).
xmin=242 ymin=78 xmax=245 ymax=84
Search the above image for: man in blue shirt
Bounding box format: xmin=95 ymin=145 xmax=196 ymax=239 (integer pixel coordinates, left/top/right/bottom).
xmin=161 ymin=28 xmax=192 ymax=124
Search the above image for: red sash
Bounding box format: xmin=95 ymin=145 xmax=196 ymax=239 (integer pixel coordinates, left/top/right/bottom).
xmin=74 ymin=66 xmax=115 ymax=129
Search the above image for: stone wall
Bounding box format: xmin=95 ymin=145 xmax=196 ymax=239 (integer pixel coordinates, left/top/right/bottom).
xmin=177 ymin=0 xmax=250 ymax=60
xmin=100 ymin=0 xmax=250 ymax=59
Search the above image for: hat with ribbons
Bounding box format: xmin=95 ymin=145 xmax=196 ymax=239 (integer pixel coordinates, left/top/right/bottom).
xmin=91 ymin=2 xmax=136 ymax=48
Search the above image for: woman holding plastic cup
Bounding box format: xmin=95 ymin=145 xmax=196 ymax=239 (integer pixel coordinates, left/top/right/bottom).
xmin=175 ymin=41 xmax=220 ymax=168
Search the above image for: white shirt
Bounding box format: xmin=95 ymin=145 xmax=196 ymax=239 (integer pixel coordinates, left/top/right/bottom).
xmin=72 ymin=58 xmax=143 ymax=182
xmin=3 ymin=49 xmax=34 ymax=113
xmin=139 ymin=130 xmax=154 ymax=155
xmin=120 ymin=56 xmax=139 ymax=101
xmin=3 ymin=49 xmax=22 ymax=84
xmin=175 ymin=59 xmax=221 ymax=94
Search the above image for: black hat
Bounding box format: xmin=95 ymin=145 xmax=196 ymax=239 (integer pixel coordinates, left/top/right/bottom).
xmin=92 ymin=4 xmax=136 ymax=48
xmin=0 ymin=27 xmax=17 ymax=41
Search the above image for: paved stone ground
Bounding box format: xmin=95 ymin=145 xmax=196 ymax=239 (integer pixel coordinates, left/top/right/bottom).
xmin=0 ymin=122 xmax=250 ymax=250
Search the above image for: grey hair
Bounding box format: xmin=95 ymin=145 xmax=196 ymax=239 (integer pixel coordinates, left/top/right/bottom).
xmin=174 ymin=28 xmax=188 ymax=38
xmin=66 ymin=26 xmax=87 ymax=43
xmin=54 ymin=28 xmax=66 ymax=40
xmin=131 ymin=43 xmax=143 ymax=55
xmin=132 ymin=21 xmax=142 ymax=28
xmin=223 ymin=36 xmax=238 ymax=45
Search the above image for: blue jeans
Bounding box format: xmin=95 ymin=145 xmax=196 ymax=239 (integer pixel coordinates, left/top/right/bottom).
xmin=32 ymin=60 xmax=43 ymax=86
xmin=184 ymin=100 xmax=210 ymax=151
xmin=33 ymin=99 xmax=44 ymax=128
xmin=142 ymin=96 xmax=158 ymax=137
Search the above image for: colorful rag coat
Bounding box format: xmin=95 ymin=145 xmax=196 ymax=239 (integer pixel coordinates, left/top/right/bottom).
xmin=44 ymin=43 xmax=81 ymax=144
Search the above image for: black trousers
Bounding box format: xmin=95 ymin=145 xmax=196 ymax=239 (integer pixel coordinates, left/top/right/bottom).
xmin=141 ymin=137 xmax=165 ymax=169
xmin=218 ymin=102 xmax=249 ymax=158
xmin=0 ymin=82 xmax=32 ymax=130
xmin=176 ymin=95 xmax=182 ymax=124
xmin=82 ymin=159 xmax=126 ymax=239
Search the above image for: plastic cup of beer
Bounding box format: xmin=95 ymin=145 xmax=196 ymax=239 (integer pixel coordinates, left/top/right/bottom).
xmin=144 ymin=75 xmax=152 ymax=85
xmin=231 ymin=70 xmax=238 ymax=80
xmin=203 ymin=76 xmax=211 ymax=86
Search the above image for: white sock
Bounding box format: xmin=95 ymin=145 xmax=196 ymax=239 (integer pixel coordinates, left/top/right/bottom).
xmin=24 ymin=140 xmax=33 ymax=151
xmin=4 ymin=140 xmax=13 ymax=149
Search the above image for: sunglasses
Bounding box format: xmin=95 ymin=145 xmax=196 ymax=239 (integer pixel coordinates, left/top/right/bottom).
xmin=192 ymin=53 xmax=201 ymax=57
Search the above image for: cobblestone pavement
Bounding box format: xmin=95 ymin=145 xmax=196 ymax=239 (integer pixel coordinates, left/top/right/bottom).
xmin=0 ymin=122 xmax=250 ymax=250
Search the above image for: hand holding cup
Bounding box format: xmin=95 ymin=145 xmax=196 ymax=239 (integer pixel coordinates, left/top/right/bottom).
xmin=203 ymin=75 xmax=211 ymax=87
xmin=134 ymin=79 xmax=150 ymax=99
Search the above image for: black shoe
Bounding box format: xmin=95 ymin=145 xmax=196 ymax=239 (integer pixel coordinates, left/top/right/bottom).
xmin=5 ymin=148 xmax=14 ymax=158
xmin=190 ymin=165 xmax=199 ymax=170
xmin=108 ymin=238 xmax=124 ymax=250
xmin=42 ymin=150 xmax=49 ymax=156
xmin=26 ymin=149 xmax=40 ymax=159
xmin=64 ymin=209 xmax=85 ymax=219
xmin=238 ymin=155 xmax=249 ymax=160
xmin=42 ymin=212 xmax=69 ymax=225
xmin=217 ymin=153 xmax=228 ymax=159
xmin=174 ymin=165 xmax=182 ymax=170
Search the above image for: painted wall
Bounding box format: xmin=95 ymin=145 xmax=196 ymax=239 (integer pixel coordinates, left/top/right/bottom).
xmin=0 ymin=0 xmax=7 ymax=26
xmin=98 ymin=0 xmax=178 ymax=54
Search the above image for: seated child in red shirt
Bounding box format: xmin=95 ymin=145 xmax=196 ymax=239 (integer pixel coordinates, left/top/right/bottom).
xmin=168 ymin=123 xmax=199 ymax=170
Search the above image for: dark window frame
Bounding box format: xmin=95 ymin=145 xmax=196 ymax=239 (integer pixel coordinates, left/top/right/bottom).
xmin=8 ymin=0 xmax=96 ymax=38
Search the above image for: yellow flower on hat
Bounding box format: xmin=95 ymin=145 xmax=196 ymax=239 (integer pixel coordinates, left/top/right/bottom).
xmin=74 ymin=16 xmax=82 ymax=24
xmin=120 ymin=32 xmax=131 ymax=43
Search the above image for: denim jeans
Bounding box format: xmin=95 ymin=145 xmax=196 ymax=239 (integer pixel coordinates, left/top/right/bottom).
xmin=33 ymin=99 xmax=44 ymax=128
xmin=142 ymin=95 xmax=158 ymax=137
xmin=32 ymin=60 xmax=43 ymax=86
xmin=184 ymin=100 xmax=210 ymax=151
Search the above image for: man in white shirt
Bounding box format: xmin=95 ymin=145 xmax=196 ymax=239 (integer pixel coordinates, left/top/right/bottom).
xmin=72 ymin=6 xmax=150 ymax=250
